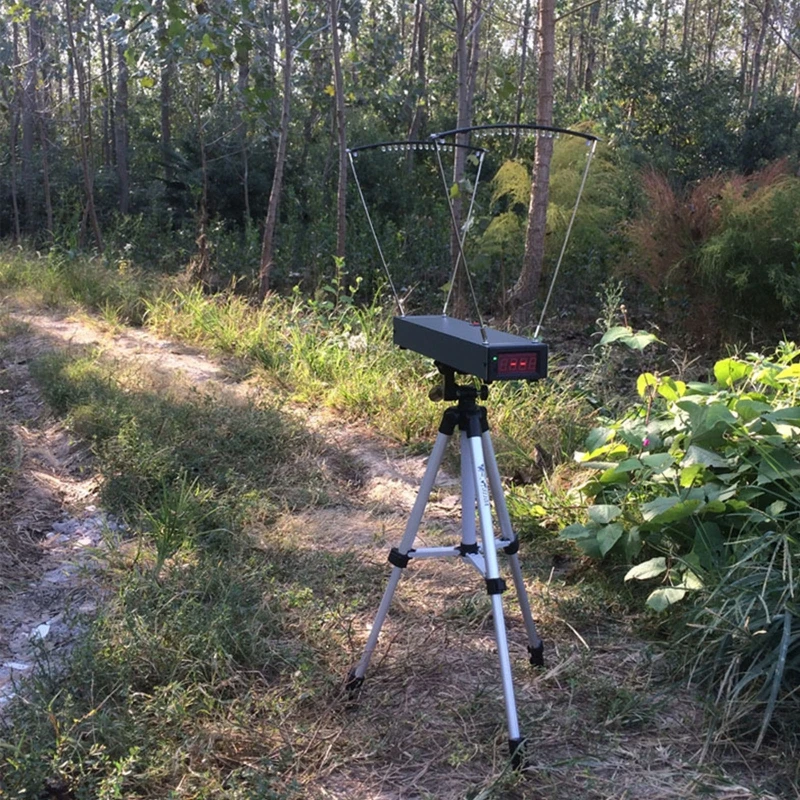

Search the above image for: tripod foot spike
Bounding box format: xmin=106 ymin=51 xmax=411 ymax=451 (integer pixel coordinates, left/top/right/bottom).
xmin=528 ymin=642 xmax=544 ymax=667
xmin=508 ymin=737 xmax=526 ymax=769
xmin=345 ymin=669 xmax=364 ymax=694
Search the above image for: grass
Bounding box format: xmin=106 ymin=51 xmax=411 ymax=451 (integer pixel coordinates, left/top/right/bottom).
xmin=1 ymin=247 xmax=798 ymax=797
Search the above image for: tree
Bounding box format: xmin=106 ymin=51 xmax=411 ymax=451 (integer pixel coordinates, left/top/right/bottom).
xmin=330 ymin=0 xmax=347 ymax=260
xmin=259 ymin=0 xmax=292 ymax=298
xmin=511 ymin=0 xmax=555 ymax=324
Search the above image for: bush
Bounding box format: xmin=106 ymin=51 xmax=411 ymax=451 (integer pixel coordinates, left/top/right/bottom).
xmin=560 ymin=341 xmax=800 ymax=743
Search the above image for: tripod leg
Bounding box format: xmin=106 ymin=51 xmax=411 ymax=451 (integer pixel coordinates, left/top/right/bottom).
xmin=482 ymin=431 xmax=544 ymax=666
xmin=466 ymin=427 xmax=524 ymax=763
xmin=347 ymin=428 xmax=451 ymax=689
xmin=459 ymin=431 xmax=478 ymax=552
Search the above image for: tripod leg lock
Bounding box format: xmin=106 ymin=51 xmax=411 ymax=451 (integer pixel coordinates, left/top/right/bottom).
xmin=485 ymin=577 xmax=507 ymax=595
xmin=502 ymin=538 xmax=520 ymax=555
xmin=388 ymin=547 xmax=413 ymax=568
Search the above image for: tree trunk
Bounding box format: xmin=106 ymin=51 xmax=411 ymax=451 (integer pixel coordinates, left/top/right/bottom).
xmin=259 ymin=0 xmax=292 ymax=299
xmin=64 ymin=0 xmax=103 ymax=252
xmin=116 ymin=21 xmax=130 ymax=214
xmin=584 ymin=0 xmax=600 ymax=92
xmin=330 ymin=0 xmax=347 ymax=260
xmin=512 ymin=0 xmax=555 ymax=325
xmin=156 ymin=0 xmax=174 ymax=188
xmin=448 ymin=0 xmax=477 ymax=316
xmin=237 ymin=43 xmax=251 ymax=223
xmin=407 ymin=0 xmax=428 ymax=140
xmin=750 ymin=0 xmax=771 ymax=109
xmin=513 ymin=0 xmax=532 ymax=157
xmin=38 ymin=109 xmax=54 ymax=242
xmin=4 ymin=23 xmax=23 ymax=243
xmin=22 ymin=2 xmax=41 ymax=232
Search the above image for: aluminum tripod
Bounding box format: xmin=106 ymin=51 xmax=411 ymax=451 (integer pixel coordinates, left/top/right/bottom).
xmin=347 ymin=369 xmax=544 ymax=766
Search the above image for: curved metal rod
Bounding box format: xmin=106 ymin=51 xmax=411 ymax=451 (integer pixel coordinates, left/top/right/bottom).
xmin=348 ymin=139 xmax=486 ymax=156
xmin=534 ymin=138 xmax=598 ymax=339
xmin=430 ymin=122 xmax=600 ymax=143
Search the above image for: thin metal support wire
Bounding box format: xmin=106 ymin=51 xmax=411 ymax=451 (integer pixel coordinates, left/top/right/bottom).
xmin=434 ymin=141 xmax=488 ymax=342
xmin=347 ymin=150 xmax=405 ymax=316
xmin=440 ymin=149 xmax=485 ymax=318
xmin=533 ymin=138 xmax=597 ymax=340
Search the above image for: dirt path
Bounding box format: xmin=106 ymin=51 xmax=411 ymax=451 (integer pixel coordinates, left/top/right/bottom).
xmin=0 ymin=309 xmax=460 ymax=716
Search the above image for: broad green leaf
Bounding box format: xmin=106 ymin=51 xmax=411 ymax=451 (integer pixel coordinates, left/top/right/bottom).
xmin=585 ymin=426 xmax=613 ymax=452
xmin=625 ymin=332 xmax=660 ymax=351
xmin=637 ymin=372 xmax=659 ymax=398
xmin=625 ymin=557 xmax=667 ymax=582
xmin=714 ymin=358 xmax=752 ymax=386
xmin=683 ymin=445 xmax=728 ymax=468
xmin=640 ymin=453 xmax=675 ymax=472
xmin=764 ymin=407 xmax=800 ymax=426
xmin=679 ymin=464 xmax=704 ymax=488
xmin=597 ymin=523 xmax=624 ymax=556
xmin=690 ymin=522 xmax=725 ymax=570
xmin=685 ymin=382 xmax=717 ymax=395
xmin=646 ymin=587 xmax=686 ymax=611
xmin=776 ymin=364 xmax=800 ymax=380
xmin=677 ymin=570 xmax=704 ymax=590
xmin=588 ymin=504 xmax=622 ymax=524
xmin=598 ymin=326 xmax=631 ymax=345
xmin=559 ymin=523 xmax=592 ymax=541
xmin=641 ymin=496 xmax=702 ymax=523
xmin=449 ymin=182 xmax=460 ymax=199
xmin=657 ymin=377 xmax=686 ymax=401
xmin=766 ymin=500 xmax=787 ymax=517
xmin=756 ymin=448 xmax=800 ymax=484
xmin=735 ymin=397 xmax=773 ymax=422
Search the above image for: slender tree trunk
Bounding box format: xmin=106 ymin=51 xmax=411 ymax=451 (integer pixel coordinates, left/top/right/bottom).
xmin=156 ymin=0 xmax=174 ymax=188
xmin=448 ymin=0 xmax=480 ymax=316
xmin=259 ymin=0 xmax=292 ymax=298
xmin=512 ymin=0 xmax=532 ymax=158
xmin=330 ymin=0 xmax=347 ymax=260
xmin=407 ymin=0 xmax=428 ymax=140
xmin=237 ymin=45 xmax=251 ymax=223
xmin=116 ymin=21 xmax=130 ymax=214
xmin=682 ymin=0 xmax=693 ymax=60
xmin=98 ymin=13 xmax=112 ymax=167
xmin=64 ymin=0 xmax=103 ymax=252
xmin=584 ymin=0 xmax=600 ymax=91
xmin=750 ymin=0 xmax=771 ymax=109
xmin=5 ymin=24 xmax=23 ymax=242
xmin=22 ymin=2 xmax=41 ymax=232
xmin=38 ymin=111 xmax=54 ymax=241
xmin=512 ymin=0 xmax=555 ymax=324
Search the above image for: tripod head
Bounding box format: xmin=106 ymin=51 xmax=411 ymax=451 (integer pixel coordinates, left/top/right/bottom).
xmin=429 ymin=363 xmax=489 ymax=404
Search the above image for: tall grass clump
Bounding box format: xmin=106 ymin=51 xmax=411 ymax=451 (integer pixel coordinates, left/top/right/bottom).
xmin=29 ymin=349 xmax=322 ymax=522
xmin=0 ymin=244 xmax=157 ymax=325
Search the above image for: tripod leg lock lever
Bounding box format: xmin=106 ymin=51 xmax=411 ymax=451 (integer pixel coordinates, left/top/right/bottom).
xmin=485 ymin=577 xmax=507 ymax=595
xmin=388 ymin=547 xmax=413 ymax=568
xmin=502 ymin=538 xmax=520 ymax=555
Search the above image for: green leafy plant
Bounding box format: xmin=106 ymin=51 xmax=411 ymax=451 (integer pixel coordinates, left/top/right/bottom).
xmin=561 ymin=341 xmax=800 ymax=743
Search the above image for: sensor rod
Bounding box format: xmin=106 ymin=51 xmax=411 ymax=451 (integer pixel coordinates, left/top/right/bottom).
xmin=433 ymin=139 xmax=488 ymax=343
xmin=347 ymin=149 xmax=405 ymax=316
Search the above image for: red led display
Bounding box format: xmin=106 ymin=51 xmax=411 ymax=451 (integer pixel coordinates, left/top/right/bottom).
xmin=496 ymin=352 xmax=539 ymax=377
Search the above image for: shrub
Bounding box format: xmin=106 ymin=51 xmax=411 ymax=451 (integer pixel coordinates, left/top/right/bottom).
xmin=560 ymin=341 xmax=800 ymax=743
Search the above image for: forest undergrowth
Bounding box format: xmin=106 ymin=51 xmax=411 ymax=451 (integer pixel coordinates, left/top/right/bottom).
xmin=0 ymin=249 xmax=798 ymax=799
